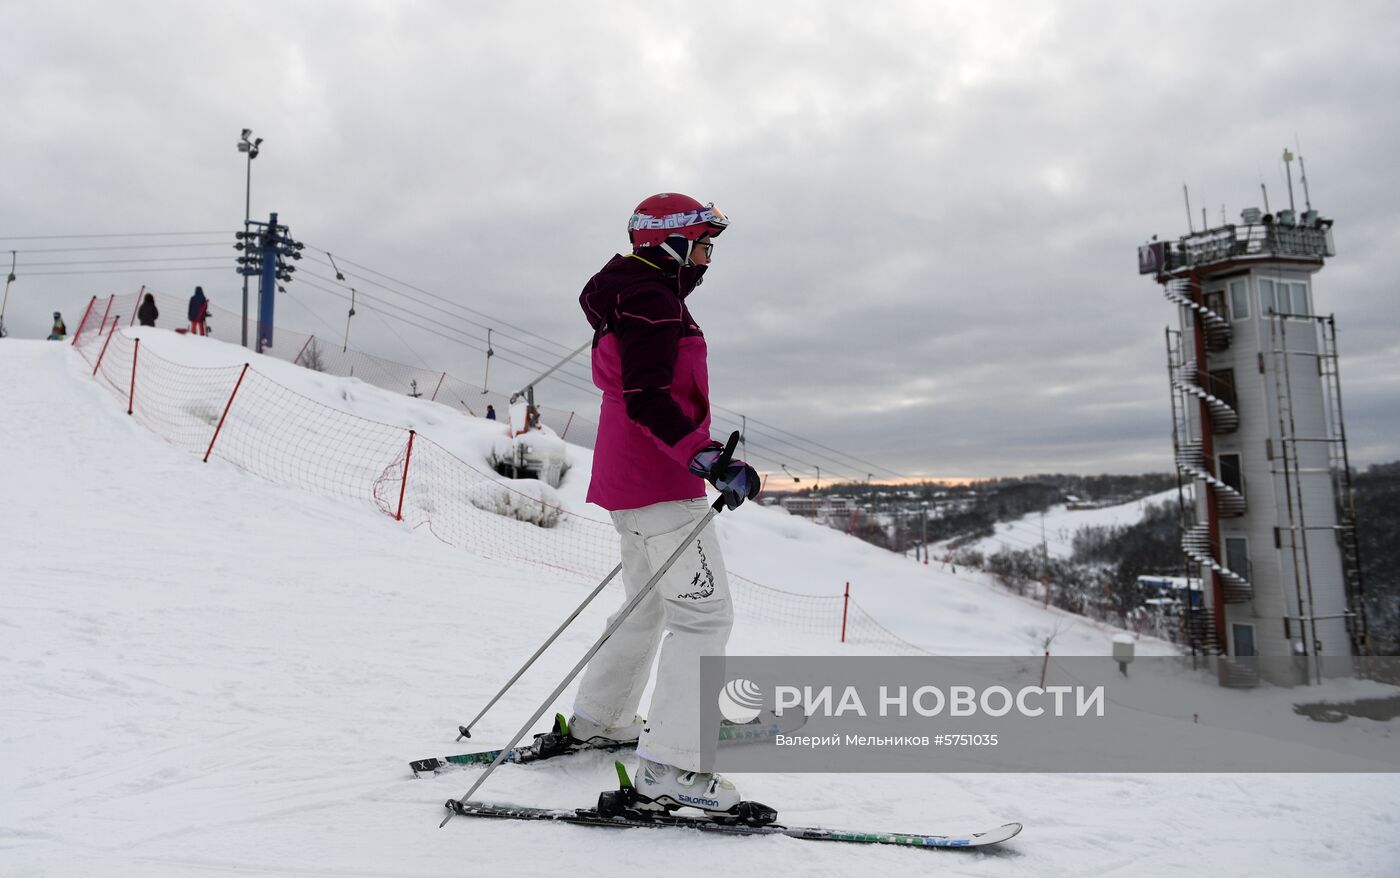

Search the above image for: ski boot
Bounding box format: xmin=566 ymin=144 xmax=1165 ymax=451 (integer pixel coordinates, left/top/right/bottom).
xmin=598 ymin=760 xmax=777 ymax=826
xmin=529 ymin=713 xmax=643 ymax=760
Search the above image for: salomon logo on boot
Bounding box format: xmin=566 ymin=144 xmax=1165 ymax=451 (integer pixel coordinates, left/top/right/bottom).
xmin=634 ymin=758 xmax=742 ymax=814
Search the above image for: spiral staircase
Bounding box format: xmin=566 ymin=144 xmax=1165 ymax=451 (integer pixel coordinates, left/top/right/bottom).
xmin=1164 ymin=279 xmax=1252 ymax=627
xmin=1175 ymin=441 xmax=1247 ymax=517
xmin=1162 ymin=280 xmax=1232 ymax=351
xmin=1172 ymin=359 xmax=1240 ymax=433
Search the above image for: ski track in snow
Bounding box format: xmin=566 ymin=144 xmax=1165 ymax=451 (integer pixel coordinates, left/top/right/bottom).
xmin=1 ymin=339 xmax=1397 ymax=877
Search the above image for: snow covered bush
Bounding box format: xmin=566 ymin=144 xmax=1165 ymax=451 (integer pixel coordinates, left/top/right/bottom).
xmin=466 ymin=478 xmax=564 ymax=528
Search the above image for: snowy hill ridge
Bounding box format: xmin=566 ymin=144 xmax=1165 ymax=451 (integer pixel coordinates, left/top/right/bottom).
xmin=81 ymin=286 xmax=602 ymax=447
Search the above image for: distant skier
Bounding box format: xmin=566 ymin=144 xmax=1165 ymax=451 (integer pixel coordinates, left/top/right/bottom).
xmin=137 ymin=293 xmax=159 ymax=327
xmin=571 ymin=193 xmax=758 ymax=815
xmin=485 ymin=404 xmax=497 ymax=421
xmin=47 ymin=311 xmax=66 ymax=340
xmin=187 ymin=286 xmax=209 ymax=336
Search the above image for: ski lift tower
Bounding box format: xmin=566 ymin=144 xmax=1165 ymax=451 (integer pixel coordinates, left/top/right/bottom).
xmin=1138 ymin=165 xmax=1367 ymax=682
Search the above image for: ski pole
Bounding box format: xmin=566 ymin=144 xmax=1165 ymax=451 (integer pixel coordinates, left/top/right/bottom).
xmin=442 ymin=432 xmax=740 ymax=827
xmin=455 ymin=560 xmax=623 ymax=741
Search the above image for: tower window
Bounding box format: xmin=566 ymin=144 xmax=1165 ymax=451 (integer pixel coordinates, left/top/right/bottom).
xmin=1229 ymin=279 xmax=1249 ymax=320
xmin=1225 ymin=536 xmax=1250 ymax=582
xmin=1260 ymin=279 xmax=1311 ymax=316
xmin=1218 ymin=453 xmax=1243 ymax=492
xmin=1232 ymin=622 xmax=1257 ymax=657
xmin=1286 ymin=282 xmax=1310 ymax=315
xmin=1209 ymin=369 xmax=1238 ymax=412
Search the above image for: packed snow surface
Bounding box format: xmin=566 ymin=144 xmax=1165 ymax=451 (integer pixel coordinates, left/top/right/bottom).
xmin=3 ymin=336 xmax=1397 ymax=877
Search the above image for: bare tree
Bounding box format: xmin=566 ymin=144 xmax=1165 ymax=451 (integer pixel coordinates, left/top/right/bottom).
xmin=300 ymin=339 xmax=327 ymax=372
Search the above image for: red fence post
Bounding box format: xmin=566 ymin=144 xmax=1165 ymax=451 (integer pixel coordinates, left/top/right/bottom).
xmin=430 ymin=371 xmax=446 ymax=402
xmin=127 ymin=338 xmax=139 ymax=415
xmin=205 ymin=363 xmax=250 ymax=462
xmin=395 ymin=430 xmax=416 ymax=521
xmin=95 ymin=295 xmax=115 ymax=338
xmin=70 ymin=296 xmax=98 ymax=347
xmin=560 ymin=410 xmax=575 ymax=441
xmin=129 ymin=285 xmax=145 ymax=327
xmin=840 ymin=581 xmax=850 ymax=643
xmin=92 ymin=320 xmax=120 ymax=376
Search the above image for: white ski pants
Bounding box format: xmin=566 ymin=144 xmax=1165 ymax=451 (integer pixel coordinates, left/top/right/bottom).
xmin=573 ymin=497 xmax=733 ymax=771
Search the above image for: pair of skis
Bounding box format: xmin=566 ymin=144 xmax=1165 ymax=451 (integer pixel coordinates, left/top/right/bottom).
xmin=415 ymin=715 xmax=1023 ymax=850
xmin=410 ymin=712 xmax=799 ymax=776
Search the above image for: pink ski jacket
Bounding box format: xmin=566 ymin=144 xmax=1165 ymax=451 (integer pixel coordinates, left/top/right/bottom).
xmin=579 ymin=253 xmax=714 ymax=511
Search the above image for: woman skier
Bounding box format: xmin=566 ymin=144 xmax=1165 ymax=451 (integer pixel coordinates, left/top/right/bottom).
xmin=569 ymin=193 xmax=759 ymax=815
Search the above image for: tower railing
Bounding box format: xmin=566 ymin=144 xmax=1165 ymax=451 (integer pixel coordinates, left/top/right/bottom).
xmin=1156 ymin=221 xmax=1334 ymax=273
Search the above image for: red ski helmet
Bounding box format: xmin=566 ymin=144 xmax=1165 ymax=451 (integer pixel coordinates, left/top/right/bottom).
xmin=627 ymin=193 xmax=729 ymax=249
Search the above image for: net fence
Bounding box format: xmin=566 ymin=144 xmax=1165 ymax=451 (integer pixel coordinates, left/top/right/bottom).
xmin=71 ymin=291 xmax=935 ymax=655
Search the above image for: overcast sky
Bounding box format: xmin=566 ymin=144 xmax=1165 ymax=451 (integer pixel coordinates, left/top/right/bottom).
xmin=3 ymin=1 xmax=1397 ymax=481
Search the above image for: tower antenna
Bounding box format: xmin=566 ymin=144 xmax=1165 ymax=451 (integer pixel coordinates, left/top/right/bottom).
xmin=1295 ymin=135 xmax=1313 ymax=212
xmin=1283 ymin=147 xmax=1297 ymax=213
xmin=1183 ymin=183 xmax=1194 ymax=232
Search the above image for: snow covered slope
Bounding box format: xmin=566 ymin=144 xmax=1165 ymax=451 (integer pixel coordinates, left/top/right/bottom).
xmin=944 ymin=489 xmax=1180 ymax=561
xmin=3 ymin=338 xmax=1398 ymax=877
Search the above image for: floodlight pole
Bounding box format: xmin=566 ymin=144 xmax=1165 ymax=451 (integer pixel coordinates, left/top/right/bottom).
xmin=242 ymin=147 xmax=252 ymax=347
xmin=238 ymin=129 xmax=261 ymax=348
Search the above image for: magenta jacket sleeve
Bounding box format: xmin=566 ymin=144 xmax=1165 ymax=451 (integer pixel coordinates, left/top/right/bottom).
xmin=614 ymin=284 xmax=711 ymax=467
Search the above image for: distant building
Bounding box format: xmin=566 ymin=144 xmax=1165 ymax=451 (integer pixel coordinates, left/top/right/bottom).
xmin=777 ymin=495 xmax=856 ymax=521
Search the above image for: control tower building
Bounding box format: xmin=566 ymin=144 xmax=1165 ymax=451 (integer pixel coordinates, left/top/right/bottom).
xmin=1138 ymin=170 xmax=1367 ymax=680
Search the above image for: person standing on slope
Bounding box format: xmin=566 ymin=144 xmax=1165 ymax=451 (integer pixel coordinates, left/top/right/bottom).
xmin=138 ymin=292 xmax=159 ymax=327
xmin=571 ymin=193 xmax=759 ymax=815
xmin=188 ymin=286 xmax=209 ymax=336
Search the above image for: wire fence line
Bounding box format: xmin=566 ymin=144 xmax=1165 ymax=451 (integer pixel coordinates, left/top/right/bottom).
xmin=70 ymin=291 xmax=935 ymax=657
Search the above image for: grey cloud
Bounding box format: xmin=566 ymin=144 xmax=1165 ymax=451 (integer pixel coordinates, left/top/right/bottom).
xmin=2 ymin=1 xmax=1397 ymax=478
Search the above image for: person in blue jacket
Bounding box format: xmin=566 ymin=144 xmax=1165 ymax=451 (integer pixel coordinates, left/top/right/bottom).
xmin=188 ymin=287 xmax=209 ymax=336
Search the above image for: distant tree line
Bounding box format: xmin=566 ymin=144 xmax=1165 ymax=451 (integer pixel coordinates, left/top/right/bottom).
xmin=793 ymin=472 xmax=1179 ymax=555
xmin=792 ymin=465 xmax=1399 ymax=653
xmin=1355 ymin=463 xmax=1400 ymax=655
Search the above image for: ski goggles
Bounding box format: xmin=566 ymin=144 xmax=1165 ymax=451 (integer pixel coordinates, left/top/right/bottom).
xmin=629 ymin=202 xmax=730 ymax=233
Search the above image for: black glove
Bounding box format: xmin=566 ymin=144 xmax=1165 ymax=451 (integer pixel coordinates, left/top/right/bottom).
xmin=688 ymin=443 xmax=760 ymax=510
